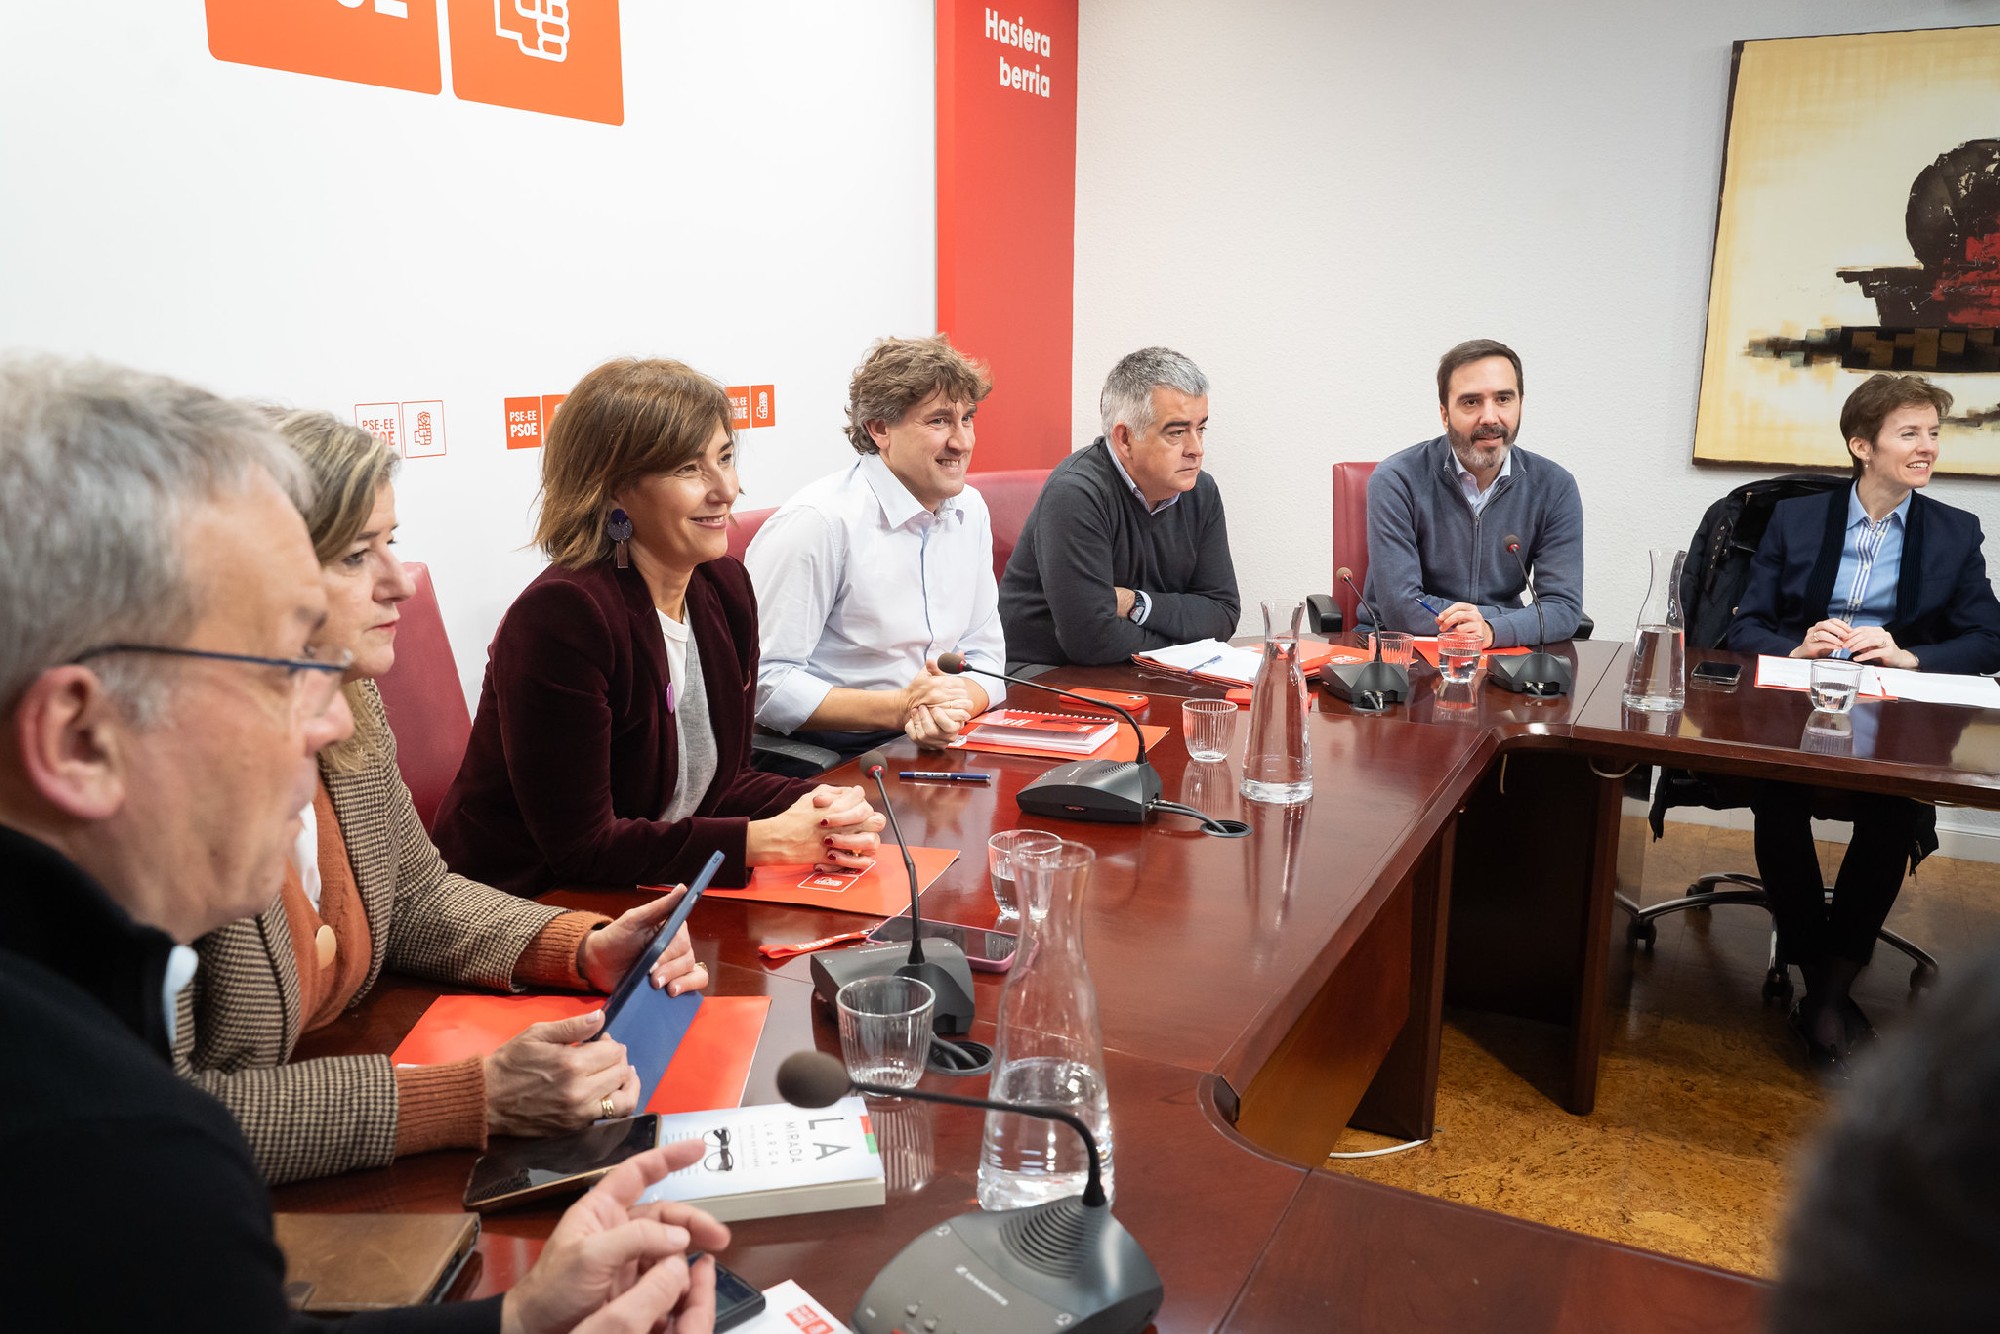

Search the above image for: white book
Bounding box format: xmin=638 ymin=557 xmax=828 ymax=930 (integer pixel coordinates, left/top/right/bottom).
xmin=637 ymin=1098 xmax=885 ymax=1222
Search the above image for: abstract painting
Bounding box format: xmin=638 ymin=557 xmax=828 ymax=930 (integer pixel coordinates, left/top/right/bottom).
xmin=1695 ymin=25 xmax=2000 ymax=475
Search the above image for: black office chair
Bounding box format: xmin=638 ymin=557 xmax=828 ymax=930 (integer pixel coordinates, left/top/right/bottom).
xmin=1617 ymin=472 xmax=1938 ymax=1001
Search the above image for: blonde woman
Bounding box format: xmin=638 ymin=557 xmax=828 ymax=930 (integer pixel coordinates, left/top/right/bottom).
xmin=176 ymin=410 xmax=708 ymax=1185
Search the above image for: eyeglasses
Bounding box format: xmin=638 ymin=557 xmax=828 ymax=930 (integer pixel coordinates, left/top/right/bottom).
xmin=70 ymin=643 xmax=353 ymax=720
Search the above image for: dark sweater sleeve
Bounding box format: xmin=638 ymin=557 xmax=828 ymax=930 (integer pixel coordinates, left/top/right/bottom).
xmin=1142 ymin=486 xmax=1240 ymax=643
xmin=1490 ymin=469 xmax=1584 ymax=648
xmin=1035 ymin=479 xmax=1182 ymax=664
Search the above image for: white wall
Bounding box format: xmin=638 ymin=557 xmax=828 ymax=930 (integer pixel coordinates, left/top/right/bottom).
xmin=1074 ymin=0 xmax=2000 ymax=845
xmin=1 ymin=2 xmax=938 ymax=701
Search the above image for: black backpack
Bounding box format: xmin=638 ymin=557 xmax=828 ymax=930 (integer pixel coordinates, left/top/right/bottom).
xmin=1679 ymin=472 xmax=1848 ymax=651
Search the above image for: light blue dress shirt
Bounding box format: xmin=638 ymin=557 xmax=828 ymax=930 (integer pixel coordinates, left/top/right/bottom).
xmin=1828 ymin=488 xmax=1911 ymax=657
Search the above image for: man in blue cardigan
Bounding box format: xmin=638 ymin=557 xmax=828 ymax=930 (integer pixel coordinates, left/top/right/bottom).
xmin=1362 ymin=340 xmax=1584 ymax=647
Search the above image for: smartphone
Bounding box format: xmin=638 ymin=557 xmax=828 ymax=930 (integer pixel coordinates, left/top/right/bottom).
xmin=866 ymin=909 xmax=1018 ymax=971
xmin=463 ymin=1115 xmax=660 ymax=1212
xmin=595 ymin=849 xmax=724 ymax=1038
xmin=712 ymin=1260 xmax=767 ymax=1333
xmin=1690 ymin=660 xmax=1743 ymax=690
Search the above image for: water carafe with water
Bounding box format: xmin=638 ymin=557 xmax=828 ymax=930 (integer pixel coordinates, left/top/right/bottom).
xmin=978 ymin=839 xmax=1115 ymax=1209
xmin=1623 ymin=547 xmax=1687 ymax=712
xmin=1241 ymin=599 xmax=1313 ymax=804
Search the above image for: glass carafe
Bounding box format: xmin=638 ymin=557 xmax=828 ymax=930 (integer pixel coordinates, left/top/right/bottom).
xmin=977 ymin=840 xmax=1114 ymax=1209
xmin=1241 ymin=600 xmax=1313 ymax=804
xmin=1623 ymin=547 xmax=1687 ymax=712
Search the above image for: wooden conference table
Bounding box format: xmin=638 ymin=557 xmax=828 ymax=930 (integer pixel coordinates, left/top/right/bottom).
xmin=275 ymin=640 xmax=2000 ymax=1331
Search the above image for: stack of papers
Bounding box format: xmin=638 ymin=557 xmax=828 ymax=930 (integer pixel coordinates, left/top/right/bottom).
xmin=1134 ymin=638 xmax=1349 ymax=688
xmin=1753 ymin=655 xmax=2000 ymax=708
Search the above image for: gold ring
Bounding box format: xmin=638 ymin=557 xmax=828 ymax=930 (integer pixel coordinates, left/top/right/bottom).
xmin=600 ymin=1095 xmax=617 ymax=1119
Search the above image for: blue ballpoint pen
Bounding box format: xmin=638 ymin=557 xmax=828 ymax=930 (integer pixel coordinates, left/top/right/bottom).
xmin=1414 ymin=594 xmax=1447 ymax=617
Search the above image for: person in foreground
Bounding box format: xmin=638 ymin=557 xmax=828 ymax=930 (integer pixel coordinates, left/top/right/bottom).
xmin=1727 ymin=373 xmax=2000 ymax=1071
xmin=744 ymin=335 xmax=1007 ymax=770
xmin=1363 ymin=338 xmax=1583 ymax=646
xmin=434 ymin=358 xmax=883 ymax=896
xmin=179 ymin=410 xmax=712 ymax=1187
xmin=0 ymin=355 xmax=726 ymax=1332
xmin=999 ymin=346 xmax=1239 ymax=669
xmin=1772 ymin=940 xmax=2000 ymax=1332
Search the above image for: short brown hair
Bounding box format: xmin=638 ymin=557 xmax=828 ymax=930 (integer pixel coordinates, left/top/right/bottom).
xmin=535 ymin=358 xmax=733 ymax=569
xmin=844 ymin=335 xmax=991 ymax=455
xmin=1436 ymin=339 xmax=1524 ymax=405
xmin=1840 ymin=374 xmax=1954 ymax=479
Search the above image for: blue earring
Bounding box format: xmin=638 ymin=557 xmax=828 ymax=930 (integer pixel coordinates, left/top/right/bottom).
xmin=606 ymin=507 xmax=633 ymax=569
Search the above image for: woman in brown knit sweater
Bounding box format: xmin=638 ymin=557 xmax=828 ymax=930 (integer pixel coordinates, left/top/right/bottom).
xmin=174 ymin=410 xmax=709 ymax=1186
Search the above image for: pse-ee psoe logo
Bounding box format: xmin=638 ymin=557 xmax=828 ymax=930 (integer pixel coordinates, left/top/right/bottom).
xmin=354 ymin=400 xmax=448 ymax=460
xmin=206 ymin=1 xmax=623 ymax=125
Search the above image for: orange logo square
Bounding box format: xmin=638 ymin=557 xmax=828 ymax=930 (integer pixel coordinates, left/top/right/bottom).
xmin=354 ymin=403 xmax=403 ymax=453
xmin=750 ymin=385 xmax=777 ymax=428
xmin=207 ymin=0 xmax=442 ymax=94
xmin=725 ymin=386 xmax=753 ymax=431
xmin=540 ymin=393 xmax=567 ymax=426
xmin=504 ymin=395 xmax=543 ymax=449
xmin=447 ymin=0 xmax=623 ymax=125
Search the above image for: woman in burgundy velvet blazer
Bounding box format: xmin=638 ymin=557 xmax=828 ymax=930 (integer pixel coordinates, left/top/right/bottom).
xmin=433 ymin=359 xmax=883 ymax=896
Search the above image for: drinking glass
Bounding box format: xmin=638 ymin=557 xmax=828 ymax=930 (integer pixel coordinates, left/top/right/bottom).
xmin=1436 ymin=629 xmax=1483 ymax=685
xmin=988 ymin=829 xmax=1062 ymax=925
xmin=835 ymin=976 xmax=935 ymax=1092
xmin=1182 ymin=698 xmax=1239 ymax=761
xmin=1372 ymin=630 xmax=1415 ymax=671
xmin=1809 ymin=658 xmax=1863 ymax=714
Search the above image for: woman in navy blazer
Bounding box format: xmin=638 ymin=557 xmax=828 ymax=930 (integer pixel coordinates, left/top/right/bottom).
xmin=434 ymin=359 xmax=883 ymax=897
xmin=1728 ymin=374 xmax=2000 ymax=1071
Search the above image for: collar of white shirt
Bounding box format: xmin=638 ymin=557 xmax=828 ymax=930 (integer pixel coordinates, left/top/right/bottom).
xmin=1454 ymin=445 xmax=1513 ymax=497
xmin=860 ymin=452 xmax=961 ymax=530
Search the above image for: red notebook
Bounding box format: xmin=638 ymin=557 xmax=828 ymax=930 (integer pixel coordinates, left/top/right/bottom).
xmin=706 ymin=846 xmax=959 ymax=915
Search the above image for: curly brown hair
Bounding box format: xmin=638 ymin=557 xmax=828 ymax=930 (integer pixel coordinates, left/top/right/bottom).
xmin=844 ymin=335 xmax=992 ymax=455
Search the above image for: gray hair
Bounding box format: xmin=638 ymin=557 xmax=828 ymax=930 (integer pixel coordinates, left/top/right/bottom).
xmin=0 ymin=355 xmax=311 ymax=719
xmin=1098 ymin=347 xmax=1209 ymax=440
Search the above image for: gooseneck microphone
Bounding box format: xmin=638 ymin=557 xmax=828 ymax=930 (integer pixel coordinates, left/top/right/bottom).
xmin=805 ymin=752 xmax=977 ymax=1034
xmin=776 ymin=1051 xmax=1162 ymax=1334
xmin=936 ymin=652 xmax=1162 ymax=824
xmin=1486 ymin=534 xmax=1575 ymax=697
xmin=1317 ymin=566 xmax=1411 ymax=711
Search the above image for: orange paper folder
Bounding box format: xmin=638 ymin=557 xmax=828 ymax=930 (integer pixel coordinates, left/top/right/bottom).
xmin=705 ymin=846 xmax=959 ymax=915
xmin=390 ymin=993 xmax=770 ymax=1114
xmin=1410 ymin=638 xmax=1533 ymax=667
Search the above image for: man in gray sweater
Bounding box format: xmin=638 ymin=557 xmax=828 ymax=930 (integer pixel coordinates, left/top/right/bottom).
xmin=1000 ymin=348 xmax=1240 ymax=668
xmin=1362 ymin=339 xmax=1583 ymax=648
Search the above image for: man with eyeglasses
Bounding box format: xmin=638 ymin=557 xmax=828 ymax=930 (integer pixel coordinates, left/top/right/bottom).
xmin=0 ymin=357 xmax=727 ymax=1332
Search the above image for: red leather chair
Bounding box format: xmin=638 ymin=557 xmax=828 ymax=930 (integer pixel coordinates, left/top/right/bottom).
xmin=1306 ymin=461 xmax=1376 ymax=634
xmin=973 ymin=467 xmax=1051 ymax=582
xmin=724 ymin=507 xmax=773 ymax=564
xmin=372 ymin=562 xmax=472 ymax=834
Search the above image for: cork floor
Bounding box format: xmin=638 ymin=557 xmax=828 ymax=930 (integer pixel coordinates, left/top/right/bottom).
xmin=1323 ymin=816 xmax=2000 ymax=1277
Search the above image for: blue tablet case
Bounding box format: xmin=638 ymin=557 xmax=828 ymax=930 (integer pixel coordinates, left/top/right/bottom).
xmin=605 ymin=986 xmax=704 ymax=1108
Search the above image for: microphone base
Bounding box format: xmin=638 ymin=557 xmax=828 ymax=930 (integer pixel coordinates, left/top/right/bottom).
xmin=810 ymin=942 xmax=978 ymax=1035
xmin=1487 ymin=649 xmax=1575 ymax=697
xmin=1015 ymin=760 xmax=1163 ymax=824
xmin=1317 ymin=659 xmax=1411 ymax=711
xmin=853 ymin=1197 xmax=1163 ymax=1334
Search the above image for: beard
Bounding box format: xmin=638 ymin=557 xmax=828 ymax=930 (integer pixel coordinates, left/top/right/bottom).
xmin=1448 ymin=420 xmax=1516 ymax=473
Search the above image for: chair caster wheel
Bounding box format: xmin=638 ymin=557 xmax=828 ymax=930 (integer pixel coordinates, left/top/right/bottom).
xmin=1628 ymin=919 xmax=1658 ymax=950
xmin=1762 ymin=969 xmax=1793 ymax=1003
xmin=1912 ymin=965 xmax=1937 ymax=993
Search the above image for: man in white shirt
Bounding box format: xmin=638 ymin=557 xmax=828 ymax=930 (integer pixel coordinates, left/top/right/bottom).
xmin=745 ymin=336 xmax=1006 ymax=773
